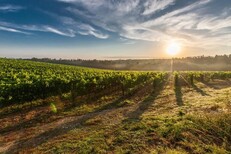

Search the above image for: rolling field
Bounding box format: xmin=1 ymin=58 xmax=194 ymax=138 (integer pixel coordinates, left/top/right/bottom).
xmin=0 ymin=58 xmax=231 ymax=154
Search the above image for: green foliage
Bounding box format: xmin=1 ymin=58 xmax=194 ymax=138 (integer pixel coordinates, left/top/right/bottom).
xmin=0 ymin=58 xmax=230 ymax=106
xmin=50 ymin=102 xmax=57 ymax=113
xmin=0 ymin=58 xmax=165 ymax=105
xmin=117 ymin=99 xmax=134 ymax=107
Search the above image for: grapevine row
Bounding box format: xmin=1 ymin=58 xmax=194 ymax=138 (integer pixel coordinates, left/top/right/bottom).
xmin=0 ymin=58 xmax=166 ymax=105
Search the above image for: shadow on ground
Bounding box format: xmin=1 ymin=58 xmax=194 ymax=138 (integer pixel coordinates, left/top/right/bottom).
xmin=0 ymin=112 xmax=54 ymax=134
xmin=201 ymin=79 xmax=231 ymax=90
xmin=4 ymin=83 xmax=153 ymax=154
xmin=192 ymin=84 xmax=210 ymax=96
xmin=125 ymin=81 xmax=166 ymax=120
xmin=174 ymin=83 xmax=183 ymax=106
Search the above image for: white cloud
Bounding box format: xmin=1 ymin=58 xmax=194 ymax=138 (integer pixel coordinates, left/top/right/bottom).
xmin=0 ymin=22 xmax=76 ymax=37
xmin=196 ymin=16 xmax=231 ymax=31
xmin=121 ymin=0 xmax=231 ymax=48
xmin=143 ymin=0 xmax=212 ymax=28
xmin=89 ymin=30 xmax=109 ymax=39
xmin=63 ymin=0 xmax=209 ymax=43
xmin=143 ymin=0 xmax=175 ymax=15
xmin=22 ymin=25 xmax=76 ymax=37
xmin=0 ymin=5 xmax=24 ymax=12
xmin=58 ymin=0 xmax=106 ymax=10
xmin=121 ymin=25 xmax=166 ymax=42
xmin=60 ymin=0 xmax=229 ymax=48
xmin=0 ymin=18 xmax=109 ymax=39
xmin=59 ymin=16 xmax=109 ymax=39
xmin=0 ymin=26 xmax=30 ymax=34
xmin=44 ymin=26 xmax=75 ymax=37
xmin=77 ymin=23 xmax=109 ymax=39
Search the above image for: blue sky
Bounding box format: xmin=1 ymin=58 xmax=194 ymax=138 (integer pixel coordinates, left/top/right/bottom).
xmin=0 ymin=0 xmax=230 ymax=59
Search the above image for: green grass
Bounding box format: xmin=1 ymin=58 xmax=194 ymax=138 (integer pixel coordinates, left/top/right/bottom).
xmin=31 ymin=113 xmax=231 ymax=154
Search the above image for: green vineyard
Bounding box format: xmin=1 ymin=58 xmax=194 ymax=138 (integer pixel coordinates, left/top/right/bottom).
xmin=0 ymin=58 xmax=167 ymax=105
xmin=1 ymin=58 xmax=230 ymax=106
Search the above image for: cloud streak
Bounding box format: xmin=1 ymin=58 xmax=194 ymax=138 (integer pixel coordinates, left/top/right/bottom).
xmin=0 ymin=19 xmax=108 ymax=38
xmin=0 ymin=26 xmax=30 ymax=34
xmin=0 ymin=5 xmax=24 ymax=12
xmin=44 ymin=26 xmax=75 ymax=37
xmin=142 ymin=0 xmax=175 ymax=15
xmin=59 ymin=17 xmax=109 ymax=39
xmin=0 ymin=22 xmax=75 ymax=37
xmin=60 ymin=0 xmax=231 ymax=49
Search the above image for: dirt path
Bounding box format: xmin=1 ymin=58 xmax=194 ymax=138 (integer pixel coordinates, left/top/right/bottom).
xmin=1 ymin=78 xmax=230 ymax=153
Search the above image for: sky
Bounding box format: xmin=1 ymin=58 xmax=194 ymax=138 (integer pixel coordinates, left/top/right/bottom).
xmin=0 ymin=0 xmax=230 ymax=59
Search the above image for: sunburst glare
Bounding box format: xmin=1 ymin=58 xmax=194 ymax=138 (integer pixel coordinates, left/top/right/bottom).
xmin=166 ymin=41 xmax=181 ymax=56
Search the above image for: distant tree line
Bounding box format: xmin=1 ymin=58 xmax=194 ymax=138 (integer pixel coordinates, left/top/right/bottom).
xmin=26 ymin=54 xmax=231 ymax=71
xmin=175 ymin=55 xmax=231 ymax=64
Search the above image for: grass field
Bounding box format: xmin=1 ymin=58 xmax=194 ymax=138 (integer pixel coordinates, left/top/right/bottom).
xmin=0 ymin=60 xmax=230 ymax=154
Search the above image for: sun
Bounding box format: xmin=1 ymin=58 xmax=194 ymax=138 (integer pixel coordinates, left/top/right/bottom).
xmin=166 ymin=41 xmax=181 ymax=56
